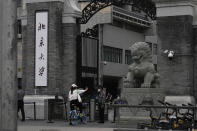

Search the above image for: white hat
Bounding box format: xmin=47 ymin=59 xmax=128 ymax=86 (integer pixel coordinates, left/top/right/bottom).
xmin=72 ymin=84 xmax=78 ymax=87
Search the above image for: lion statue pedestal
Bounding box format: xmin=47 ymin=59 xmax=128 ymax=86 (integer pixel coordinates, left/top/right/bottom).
xmin=116 ymin=88 xmax=165 ymax=128
xmin=116 ymin=42 xmax=165 ymax=128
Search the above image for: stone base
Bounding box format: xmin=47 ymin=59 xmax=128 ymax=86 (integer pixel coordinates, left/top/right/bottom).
xmin=117 ymin=88 xmax=165 ymax=128
xmin=121 ymin=88 xmax=165 ymax=105
xmin=116 ymin=117 xmax=151 ymax=128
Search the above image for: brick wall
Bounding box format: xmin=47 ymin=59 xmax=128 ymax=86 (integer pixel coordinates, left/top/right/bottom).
xmin=62 ymin=23 xmax=80 ymax=98
xmin=23 ymin=2 xmax=65 ymax=95
xmin=193 ymin=27 xmax=197 ymax=98
xmin=157 ymin=15 xmax=194 ymax=95
xmin=22 ymin=25 xmax=27 ymax=90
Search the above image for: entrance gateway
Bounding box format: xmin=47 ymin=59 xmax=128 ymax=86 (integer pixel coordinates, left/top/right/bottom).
xmin=21 ymin=0 xmax=156 ymax=96
xmin=79 ymin=0 xmax=197 ymax=98
xmin=77 ymin=0 xmax=156 ymax=95
xmin=19 ymin=0 xmax=157 ymax=125
xmin=1 ymin=0 xmax=197 ymax=130
xmin=78 ymin=0 xmax=159 ymax=127
xmin=79 ymin=0 xmax=197 ymax=128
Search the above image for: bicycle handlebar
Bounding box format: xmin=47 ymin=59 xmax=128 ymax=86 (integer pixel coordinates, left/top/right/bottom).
xmin=158 ymin=100 xmax=165 ymax=105
xmin=188 ymin=103 xmax=194 ymax=106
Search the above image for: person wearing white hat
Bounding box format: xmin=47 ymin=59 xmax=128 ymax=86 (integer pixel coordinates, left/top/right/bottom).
xmin=68 ymin=84 xmax=88 ymax=125
xmin=71 ymin=84 xmax=78 ymax=88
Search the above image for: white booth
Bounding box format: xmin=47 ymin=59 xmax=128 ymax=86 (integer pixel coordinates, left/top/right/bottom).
xmin=23 ymin=95 xmax=65 ymax=120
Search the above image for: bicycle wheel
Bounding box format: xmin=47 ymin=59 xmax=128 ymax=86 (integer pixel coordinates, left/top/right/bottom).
xmin=82 ymin=116 xmax=88 ymax=124
xmin=69 ymin=110 xmax=78 ymax=126
xmin=159 ymin=120 xmax=170 ymax=130
xmin=72 ymin=119 xmax=78 ymax=125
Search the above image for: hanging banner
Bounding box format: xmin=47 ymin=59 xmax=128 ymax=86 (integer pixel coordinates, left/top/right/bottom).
xmin=35 ymin=12 xmax=48 ymax=86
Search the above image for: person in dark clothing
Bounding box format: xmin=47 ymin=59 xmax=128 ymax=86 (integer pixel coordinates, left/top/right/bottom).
xmin=97 ymin=85 xmax=105 ymax=123
xmin=17 ymin=85 xmax=25 ymax=121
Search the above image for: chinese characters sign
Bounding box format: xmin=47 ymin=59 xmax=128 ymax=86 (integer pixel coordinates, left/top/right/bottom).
xmin=35 ymin=12 xmax=48 ymax=86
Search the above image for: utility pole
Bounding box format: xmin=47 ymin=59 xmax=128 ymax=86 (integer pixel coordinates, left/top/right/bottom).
xmin=0 ymin=0 xmax=17 ymax=131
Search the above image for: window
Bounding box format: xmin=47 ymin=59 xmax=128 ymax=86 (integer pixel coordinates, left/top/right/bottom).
xmin=125 ymin=50 xmax=132 ymax=65
xmin=103 ymin=46 xmax=122 ymax=63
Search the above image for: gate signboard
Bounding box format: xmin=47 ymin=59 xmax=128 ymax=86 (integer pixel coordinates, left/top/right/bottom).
xmin=35 ymin=12 xmax=48 ymax=86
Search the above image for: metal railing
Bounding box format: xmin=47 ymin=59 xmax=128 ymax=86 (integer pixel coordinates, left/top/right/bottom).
xmin=109 ymin=104 xmax=197 ymax=129
xmin=112 ymin=6 xmax=152 ymax=27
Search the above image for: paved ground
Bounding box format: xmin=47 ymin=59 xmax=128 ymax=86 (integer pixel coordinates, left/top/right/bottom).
xmin=17 ymin=119 xmax=195 ymax=131
xmin=18 ymin=126 xmax=114 ymax=131
xmin=17 ymin=120 xmax=116 ymax=131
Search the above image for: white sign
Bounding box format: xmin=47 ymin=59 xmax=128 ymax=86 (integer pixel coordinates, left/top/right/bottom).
xmin=35 ymin=12 xmax=48 ymax=86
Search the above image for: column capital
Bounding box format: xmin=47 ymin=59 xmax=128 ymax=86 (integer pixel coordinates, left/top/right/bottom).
xmin=62 ymin=0 xmax=82 ymax=24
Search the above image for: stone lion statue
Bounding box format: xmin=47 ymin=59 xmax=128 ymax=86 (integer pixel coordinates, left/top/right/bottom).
xmin=124 ymin=42 xmax=159 ymax=88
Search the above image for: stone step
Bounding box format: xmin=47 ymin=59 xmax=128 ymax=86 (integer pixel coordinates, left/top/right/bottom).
xmin=116 ymin=117 xmax=151 ymax=128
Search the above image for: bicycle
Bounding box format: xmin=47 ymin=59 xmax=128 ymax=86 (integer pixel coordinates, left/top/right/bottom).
xmin=137 ymin=102 xmax=163 ymax=130
xmin=69 ymin=103 xmax=88 ymax=125
xmin=165 ymin=102 xmax=195 ymax=130
xmin=146 ymin=108 xmax=162 ymax=129
xmin=156 ymin=100 xmax=173 ymax=130
xmin=158 ymin=101 xmax=195 ymax=130
xmin=176 ymin=103 xmax=194 ymax=130
xmin=146 ymin=100 xmax=177 ymax=130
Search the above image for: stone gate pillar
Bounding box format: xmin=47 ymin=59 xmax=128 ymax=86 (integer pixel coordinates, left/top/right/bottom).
xmin=62 ymin=0 xmax=81 ymax=97
xmin=153 ymin=0 xmax=195 ymax=95
xmin=22 ymin=0 xmax=64 ymax=95
xmin=22 ymin=0 xmax=81 ymax=97
xmin=0 ymin=0 xmax=17 ymax=131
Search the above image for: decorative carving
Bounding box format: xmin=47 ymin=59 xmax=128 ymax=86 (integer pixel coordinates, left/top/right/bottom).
xmin=81 ymin=25 xmax=98 ymax=38
xmin=79 ymin=0 xmax=156 ymax=24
